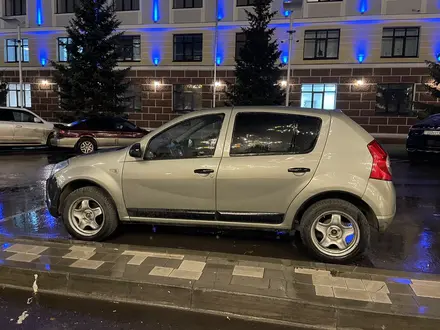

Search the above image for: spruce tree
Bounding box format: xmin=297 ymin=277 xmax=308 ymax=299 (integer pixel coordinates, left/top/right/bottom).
xmin=226 ymin=0 xmax=284 ymax=106
xmin=419 ymin=60 xmax=440 ymax=117
xmin=52 ymin=0 xmax=131 ymax=118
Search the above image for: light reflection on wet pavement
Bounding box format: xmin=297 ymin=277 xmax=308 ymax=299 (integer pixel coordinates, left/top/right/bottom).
xmin=0 ymin=151 xmax=439 ymax=274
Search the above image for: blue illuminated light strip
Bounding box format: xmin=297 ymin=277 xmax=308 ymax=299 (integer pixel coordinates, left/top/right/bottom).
xmin=359 ymin=0 xmax=368 ymax=14
xmin=217 ymin=0 xmax=224 ymax=20
xmin=36 ymin=0 xmax=43 ymax=25
xmin=153 ymin=0 xmax=160 ymax=22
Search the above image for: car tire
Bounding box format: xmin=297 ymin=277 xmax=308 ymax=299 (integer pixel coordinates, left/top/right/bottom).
xmin=76 ymin=137 xmax=97 ymax=154
xmin=46 ymin=132 xmax=55 ymax=149
xmin=299 ymin=199 xmax=370 ymax=263
xmin=62 ymin=186 xmax=119 ymax=241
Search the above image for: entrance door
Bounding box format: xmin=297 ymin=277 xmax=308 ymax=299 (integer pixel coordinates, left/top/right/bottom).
xmin=122 ymin=112 xmax=228 ymax=220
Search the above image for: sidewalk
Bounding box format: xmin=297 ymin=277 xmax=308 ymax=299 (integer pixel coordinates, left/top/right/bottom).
xmin=0 ymin=236 xmax=439 ymax=329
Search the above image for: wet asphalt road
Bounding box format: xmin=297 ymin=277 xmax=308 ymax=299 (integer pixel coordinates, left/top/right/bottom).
xmin=0 ymin=148 xmax=439 ymax=274
xmin=0 ymin=287 xmax=302 ymax=329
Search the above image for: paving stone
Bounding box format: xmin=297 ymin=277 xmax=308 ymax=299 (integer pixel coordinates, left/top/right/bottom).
xmin=169 ymin=269 xmax=202 ymax=280
xmin=232 ymin=265 xmax=264 ymax=278
xmin=333 ymin=287 xmax=371 ymax=302
xmin=63 ymin=250 xmax=95 ymax=260
xmin=292 ymin=272 xmax=313 ymax=284
xmin=315 ymin=285 xmax=334 ymax=297
xmin=362 ymin=280 xmax=389 ymax=293
xmin=27 ymin=246 xmax=49 ymax=254
xmin=411 ymin=283 xmax=440 ymax=298
xmin=388 ymin=293 xmax=418 ymax=306
xmin=263 ymin=269 xmax=285 ymax=280
xmin=294 ymin=267 xmax=330 ymax=276
xmin=269 ymin=278 xmax=286 ymax=291
xmin=7 ymin=253 xmax=40 ymax=263
xmin=69 ymin=246 xmax=96 ymax=252
xmin=149 ymin=266 xmax=173 ymax=277
xmin=369 ymin=292 xmax=392 ymax=304
xmin=183 ymin=255 xmax=207 ymax=262
xmin=345 ymin=278 xmax=366 ymax=291
xmin=387 ymin=282 xmax=415 ymax=295
xmin=231 ymin=276 xmax=269 ymax=289
xmin=5 ymin=244 xmax=35 ymax=253
xmin=178 ymin=260 xmax=205 ymax=273
xmin=258 ymin=261 xmax=284 ymax=271
xmin=165 ymin=259 xmax=183 ymax=269
xmin=238 ymin=260 xmax=260 ymax=267
xmin=70 ymin=259 xmax=104 ymax=270
xmin=312 ymin=275 xmax=347 ymax=289
xmin=215 ymin=273 xmax=232 ymax=285
xmin=127 ymin=255 xmax=148 ymax=266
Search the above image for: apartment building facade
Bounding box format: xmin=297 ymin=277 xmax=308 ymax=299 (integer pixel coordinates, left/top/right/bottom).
xmin=0 ymin=0 xmax=439 ymax=134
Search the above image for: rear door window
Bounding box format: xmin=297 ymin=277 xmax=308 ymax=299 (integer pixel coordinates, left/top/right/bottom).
xmin=230 ymin=112 xmax=321 ymax=156
xmin=0 ymin=109 xmax=14 ymax=121
xmin=11 ymin=110 xmax=36 ymax=123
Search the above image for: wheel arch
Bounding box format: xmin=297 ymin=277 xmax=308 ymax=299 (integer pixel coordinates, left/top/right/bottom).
xmin=292 ymin=191 xmax=378 ymax=231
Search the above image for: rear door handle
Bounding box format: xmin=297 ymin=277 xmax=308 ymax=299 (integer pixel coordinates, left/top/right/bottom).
xmin=15 ymin=125 xmax=22 ymax=128
xmin=194 ymin=169 xmax=214 ymax=174
xmin=288 ymin=167 xmax=311 ymax=173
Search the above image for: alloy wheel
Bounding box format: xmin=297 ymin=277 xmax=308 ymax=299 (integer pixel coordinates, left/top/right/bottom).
xmin=68 ymin=198 xmax=105 ymax=237
xmin=80 ymin=141 xmax=94 ymax=154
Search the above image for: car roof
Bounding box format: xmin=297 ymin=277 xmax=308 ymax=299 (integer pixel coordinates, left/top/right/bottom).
xmin=0 ymin=107 xmax=39 ymax=115
xmin=195 ymin=106 xmax=335 ymax=118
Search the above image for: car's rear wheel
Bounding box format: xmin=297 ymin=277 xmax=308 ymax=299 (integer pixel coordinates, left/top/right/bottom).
xmin=76 ymin=138 xmax=97 ymax=154
xmin=62 ymin=186 xmax=119 ymax=241
xmin=299 ymin=199 xmax=370 ymax=263
xmin=46 ymin=132 xmax=55 ymax=148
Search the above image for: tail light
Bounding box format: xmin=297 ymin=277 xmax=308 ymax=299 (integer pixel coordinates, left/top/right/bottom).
xmin=57 ymin=129 xmax=79 ymax=138
xmin=367 ymin=140 xmax=392 ymax=181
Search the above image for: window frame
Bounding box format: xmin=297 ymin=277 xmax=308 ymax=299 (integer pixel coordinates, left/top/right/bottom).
xmin=236 ymin=0 xmax=255 ymax=6
xmin=56 ymin=0 xmax=78 ymax=14
xmin=6 ymin=83 xmax=32 ymax=108
xmin=375 ymin=83 xmax=415 ymax=115
xmin=5 ymin=38 xmax=29 ymax=63
xmin=172 ymin=84 xmax=203 ymax=112
xmin=235 ymin=32 xmax=246 ymax=60
xmin=114 ymin=0 xmax=140 ymax=12
xmin=381 ymin=27 xmax=420 ymax=58
xmin=173 ymin=0 xmax=203 ymax=9
xmin=303 ymin=29 xmax=340 ymax=60
xmin=57 ymin=37 xmax=72 ymax=62
xmin=229 ymin=112 xmax=322 ymax=157
xmin=300 ymin=84 xmax=337 ymax=110
xmin=146 ymin=113 xmax=226 ymax=160
xmin=5 ymin=0 xmax=26 ymax=16
xmin=173 ymin=33 xmax=203 ymax=62
xmin=117 ymin=35 xmax=141 ymax=62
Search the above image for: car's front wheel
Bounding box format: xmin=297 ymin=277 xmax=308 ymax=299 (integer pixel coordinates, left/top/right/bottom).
xmin=62 ymin=186 xmax=119 ymax=241
xmin=299 ymin=199 xmax=370 ymax=263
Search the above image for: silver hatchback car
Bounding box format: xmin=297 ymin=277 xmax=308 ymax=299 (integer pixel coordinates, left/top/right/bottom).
xmin=46 ymin=107 xmax=396 ymax=263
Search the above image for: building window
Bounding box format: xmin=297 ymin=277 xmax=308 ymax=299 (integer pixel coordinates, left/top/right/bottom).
xmin=376 ymin=84 xmax=414 ymax=115
xmin=173 ymin=84 xmax=203 ymax=112
xmin=7 ymin=83 xmax=31 ymax=108
xmin=237 ymin=0 xmax=255 ymax=6
xmin=304 ymin=29 xmax=340 ymax=60
xmin=56 ymin=0 xmax=78 ymax=14
xmin=235 ymin=32 xmax=247 ymax=60
xmin=124 ymin=85 xmax=142 ymax=112
xmin=5 ymin=0 xmax=26 ymax=16
xmin=301 ymin=84 xmax=337 ymax=110
xmin=381 ymin=27 xmax=419 ymax=58
xmin=114 ymin=0 xmax=139 ymax=11
xmin=173 ymin=0 xmax=203 ymax=9
xmin=5 ymin=39 xmax=29 ymax=63
xmin=117 ymin=36 xmax=141 ymax=62
xmin=57 ymin=37 xmax=72 ymax=62
xmin=173 ymin=34 xmax=203 ymax=62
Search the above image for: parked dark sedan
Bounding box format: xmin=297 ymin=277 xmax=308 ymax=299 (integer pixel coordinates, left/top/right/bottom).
xmin=407 ymin=114 xmax=440 ymax=162
xmin=51 ymin=116 xmax=149 ymax=154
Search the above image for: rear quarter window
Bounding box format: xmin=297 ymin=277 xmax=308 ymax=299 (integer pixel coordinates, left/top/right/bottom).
xmin=230 ymin=112 xmax=321 ymax=156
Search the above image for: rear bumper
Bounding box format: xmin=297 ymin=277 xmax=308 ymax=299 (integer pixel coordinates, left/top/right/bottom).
xmin=377 ymin=214 xmax=395 ymax=233
xmin=46 ymin=175 xmax=61 ymax=217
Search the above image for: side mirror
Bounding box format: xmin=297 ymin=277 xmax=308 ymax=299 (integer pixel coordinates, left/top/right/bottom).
xmin=129 ymin=143 xmax=142 ymax=158
xmin=34 ymin=117 xmax=43 ymax=123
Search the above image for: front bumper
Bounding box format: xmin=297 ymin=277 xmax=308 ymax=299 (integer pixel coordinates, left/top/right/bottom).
xmin=46 ymin=175 xmax=61 ymax=217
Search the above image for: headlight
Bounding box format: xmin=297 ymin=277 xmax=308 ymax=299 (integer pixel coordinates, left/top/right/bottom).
xmin=52 ymin=160 xmax=69 ymax=175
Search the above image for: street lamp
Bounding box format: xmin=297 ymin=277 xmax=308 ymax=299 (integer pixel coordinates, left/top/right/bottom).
xmin=0 ymin=17 xmax=24 ymax=108
xmin=282 ymin=1 xmax=302 ymax=107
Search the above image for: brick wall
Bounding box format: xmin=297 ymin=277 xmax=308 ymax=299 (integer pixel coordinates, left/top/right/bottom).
xmin=2 ymin=66 xmax=437 ymax=132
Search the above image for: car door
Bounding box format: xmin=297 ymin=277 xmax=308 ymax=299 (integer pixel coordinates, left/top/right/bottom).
xmin=86 ymin=118 xmax=118 ymax=148
xmin=11 ymin=110 xmax=46 ymax=144
xmin=0 ymin=109 xmax=16 ymax=144
xmin=122 ymin=112 xmax=228 ymax=221
xmin=215 ymin=110 xmax=328 ymax=224
xmin=114 ymin=119 xmax=144 ymax=146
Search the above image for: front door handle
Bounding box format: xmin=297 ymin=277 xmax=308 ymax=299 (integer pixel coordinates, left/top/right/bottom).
xmin=15 ymin=125 xmax=22 ymax=128
xmin=194 ymin=169 xmax=214 ymax=174
xmin=288 ymin=167 xmax=311 ymax=173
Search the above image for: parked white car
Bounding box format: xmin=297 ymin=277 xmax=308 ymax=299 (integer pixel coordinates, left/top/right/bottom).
xmin=0 ymin=107 xmax=55 ymax=146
